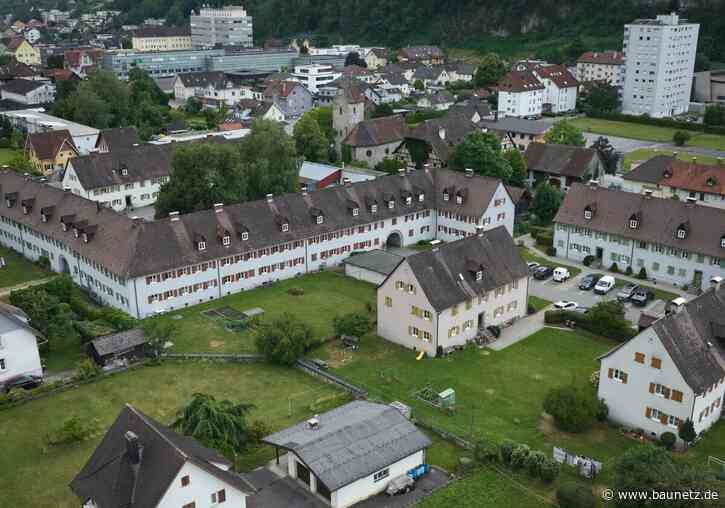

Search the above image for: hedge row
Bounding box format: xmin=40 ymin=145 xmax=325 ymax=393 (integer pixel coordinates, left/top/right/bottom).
xmin=589 ymin=111 xmax=725 ymax=136
xmin=544 ymin=309 xmax=637 ymax=341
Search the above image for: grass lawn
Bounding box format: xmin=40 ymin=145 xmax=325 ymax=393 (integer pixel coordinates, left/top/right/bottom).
xmin=624 ymin=148 xmax=720 ymax=170
xmin=0 ymin=361 xmax=348 ymax=508
xmin=0 ymin=147 xmax=19 ymax=165
xmin=156 ymin=271 xmax=376 ymax=354
xmin=518 ymin=245 xmax=582 ymax=278
xmin=528 ymin=295 xmax=552 ymax=312
xmin=322 ymin=329 xmax=634 ymax=464
xmin=568 ymin=117 xmax=725 ymax=151
xmin=0 ymin=245 xmax=50 ymax=289
xmin=418 ymin=467 xmax=551 ymax=508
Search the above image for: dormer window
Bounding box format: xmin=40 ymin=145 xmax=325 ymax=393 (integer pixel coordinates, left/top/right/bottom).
xmin=62 ymin=222 xmax=68 ymax=231
xmin=73 ymin=228 xmax=80 ymax=238
xmin=443 ymin=192 xmax=449 ymax=201
xmin=121 ymin=167 xmax=128 ymax=176
xmin=721 ymin=235 xmax=725 ymax=248
xmin=281 ymin=223 xmax=289 ymax=232
xmin=83 ymin=232 xmax=89 ymax=243
xmin=222 ymin=235 xmax=231 ymax=246
xmin=456 ymin=195 xmax=463 ymax=204
xmin=476 ymin=270 xmax=483 ymax=281
xmin=241 ymin=232 xmax=249 ymax=241
xmin=405 ymin=196 xmax=412 ymax=206
xmin=22 ymin=205 xmax=29 ymax=214
xmin=316 ymin=215 xmax=324 ymax=224
xmin=388 ymin=200 xmax=395 ymax=209
xmin=708 ymin=177 xmax=718 ymax=187
xmin=198 ymin=241 xmax=206 ymax=251
xmin=418 ymin=193 xmax=424 ymax=202
xmin=676 ymin=228 xmax=686 ymax=239
xmin=371 ymin=204 xmax=378 ymax=213
xmin=584 ymin=209 xmax=592 ymax=220
xmin=629 ymin=219 xmax=638 ymax=229
xmin=41 ymin=213 xmax=48 ymax=222
xmin=352 ymin=208 xmax=359 ymax=216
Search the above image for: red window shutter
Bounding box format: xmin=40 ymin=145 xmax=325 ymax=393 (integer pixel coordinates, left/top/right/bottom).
xmin=645 ymin=407 xmax=652 ymax=418
xmin=219 ymin=489 xmax=226 ymax=503
xmin=608 ymin=368 xmax=614 ymax=379
xmin=621 ymin=372 xmax=628 ymax=384
xmin=649 ymin=383 xmax=655 ymax=393
xmin=659 ymin=414 xmax=668 ymax=425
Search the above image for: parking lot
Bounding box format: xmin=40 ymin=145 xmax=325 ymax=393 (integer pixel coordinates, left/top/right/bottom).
xmin=528 ymin=269 xmax=665 ymax=325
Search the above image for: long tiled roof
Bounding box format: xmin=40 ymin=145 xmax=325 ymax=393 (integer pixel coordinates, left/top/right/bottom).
xmin=343 ymin=115 xmax=406 ymax=147
xmin=524 ymin=143 xmax=600 ymax=179
xmin=577 ymin=51 xmax=624 ymax=65
xmin=0 ymin=167 xmax=503 ymax=279
xmin=70 ymin=405 xmax=252 ymax=508
xmin=68 ymin=144 xmax=173 ymax=190
xmin=177 ymin=71 xmax=245 ymax=89
xmin=623 ymin=155 xmax=725 ymax=196
xmin=554 ymin=183 xmax=725 ymax=259
xmin=263 ymin=401 xmax=431 ymax=491
xmin=404 ymin=226 xmax=527 ymax=312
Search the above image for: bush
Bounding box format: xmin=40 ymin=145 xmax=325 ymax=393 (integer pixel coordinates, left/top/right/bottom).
xmin=557 ymin=482 xmax=596 ymax=508
xmin=333 ymin=312 xmax=372 ymax=338
xmin=287 ymin=287 xmax=305 ymax=296
xmin=527 ymin=304 xmax=536 ymax=315
xmin=539 ymin=458 xmax=560 ymax=483
xmin=474 ymin=437 xmax=499 ymax=463
xmin=535 ymin=231 xmax=553 ymax=248
xmin=625 ymin=265 xmax=633 ymax=276
xmin=500 ymin=440 xmax=515 ymax=464
xmin=609 ymin=262 xmax=619 ymax=273
xmin=546 ymin=246 xmax=556 ymax=256
xmin=74 ymin=320 xmax=115 ymax=343
xmin=525 ymin=450 xmax=546 ymax=476
xmin=660 ymin=431 xmax=677 ymax=450
xmin=73 ymin=358 xmax=101 ymax=381
xmin=255 ymin=313 xmax=313 ymax=366
xmin=45 ymin=416 xmax=100 ymax=446
xmin=679 ymin=418 xmax=696 ymax=445
xmin=37 ymin=255 xmax=51 ymax=270
xmin=673 ymin=130 xmax=691 ymax=146
xmin=544 ymin=384 xmax=600 ymax=433
xmin=596 ymin=398 xmax=609 ymax=422
xmin=545 ymin=301 xmax=637 ymax=341
xmin=582 ymin=255 xmax=595 ymax=267
xmin=510 ymin=443 xmax=530 ymax=469
xmin=637 ymin=267 xmax=648 ymax=280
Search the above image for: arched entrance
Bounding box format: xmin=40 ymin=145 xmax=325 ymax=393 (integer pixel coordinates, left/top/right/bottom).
xmin=59 ymin=255 xmax=70 ymax=274
xmin=386 ymin=231 xmax=403 ymax=248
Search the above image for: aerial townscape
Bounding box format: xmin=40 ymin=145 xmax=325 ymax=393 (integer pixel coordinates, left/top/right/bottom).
xmin=3 ymin=1 xmax=725 ymax=507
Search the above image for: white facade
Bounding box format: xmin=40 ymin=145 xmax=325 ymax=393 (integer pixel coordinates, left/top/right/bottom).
xmin=576 ymin=61 xmax=623 ymax=87
xmin=286 ymin=450 xmax=424 ymax=508
xmin=0 ymin=313 xmax=43 ymax=385
xmin=537 ymin=78 xmax=577 ymax=114
xmin=1 ymin=82 xmax=56 ymax=105
xmin=599 ymin=325 xmax=724 ymax=443
xmin=621 ymin=13 xmax=699 ymax=118
xmin=291 ymin=64 xmax=342 ymax=94
xmin=190 ymin=5 xmax=253 ymax=48
xmin=498 ymin=88 xmax=543 ymax=118
xmin=173 ymin=76 xmax=255 ymax=106
xmin=158 ymin=461 xmax=247 ymax=508
xmin=620 ymin=177 xmax=725 ymax=209
xmin=1 ymin=110 xmax=99 ymax=154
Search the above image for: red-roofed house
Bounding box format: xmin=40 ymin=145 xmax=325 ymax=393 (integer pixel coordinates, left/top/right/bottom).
xmin=497 ymin=71 xmax=545 ymax=118
xmin=64 ymin=47 xmax=104 ymax=76
xmin=533 ymin=65 xmax=579 ymax=114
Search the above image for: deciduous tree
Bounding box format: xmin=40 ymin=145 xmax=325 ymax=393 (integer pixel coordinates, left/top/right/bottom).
xmin=450 ymin=131 xmax=513 ymax=183
xmin=544 ymin=120 xmax=586 ymax=146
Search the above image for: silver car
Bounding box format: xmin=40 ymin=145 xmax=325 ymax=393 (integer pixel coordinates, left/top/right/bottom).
xmin=386 ymin=474 xmax=414 ymax=496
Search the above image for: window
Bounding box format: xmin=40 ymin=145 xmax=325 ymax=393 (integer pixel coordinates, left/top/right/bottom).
xmin=584 ymin=210 xmax=592 ymax=220
xmin=634 ymin=352 xmax=645 ymax=363
xmin=198 ymin=241 xmax=206 ymax=251
xmin=418 ymin=193 xmax=424 ymax=202
xmin=406 ymin=284 xmax=415 ymax=294
xmin=371 ymin=204 xmax=378 ymax=213
xmin=676 ymin=228 xmax=686 ymax=239
xmin=423 ymin=310 xmax=432 ymax=320
xmin=609 ymin=368 xmax=628 ymax=383
xmin=456 ymin=195 xmax=463 ymax=204
xmin=388 ymin=200 xmax=395 ymax=209
xmin=629 ymin=219 xmax=638 ymax=229
xmin=222 ymin=235 xmax=230 ymax=246
xmin=452 ymin=305 xmax=459 ymax=316
xmin=181 ymin=475 xmax=190 ymax=487
xmin=373 ymin=468 xmax=390 ymax=482
xmin=241 ymin=232 xmax=249 ymax=241
xmin=395 ymin=281 xmax=404 ymax=291
xmin=651 ymin=357 xmax=662 ymax=369
xmin=316 ymin=215 xmax=324 ymax=225
xmin=281 ymin=223 xmax=289 ymax=232
xmin=385 ymin=296 xmax=392 ymax=307
xmin=443 ymin=192 xmax=449 ymax=201
xmin=211 ymin=489 xmax=226 ymax=503
xmin=0 ymin=358 xmax=5 ymax=370
xmin=476 ymin=270 xmax=483 ymax=281
xmin=352 ymin=208 xmax=359 ymax=216
xmin=405 ymin=196 xmax=412 ymax=205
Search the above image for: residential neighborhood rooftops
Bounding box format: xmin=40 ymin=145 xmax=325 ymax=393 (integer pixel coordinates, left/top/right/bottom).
xmin=524 ymin=143 xmax=600 ymax=178
xmin=398 ymin=45 xmax=444 ymax=61
xmin=623 ymin=155 xmax=725 ymax=196
xmin=402 ymin=226 xmax=528 ymax=312
xmin=262 ymin=400 xmax=431 ymax=491
xmin=577 ymin=51 xmax=625 ymax=65
xmin=554 ymin=183 xmax=725 ymax=260
xmin=343 ymin=249 xmax=403 ymax=276
xmin=70 ymin=404 xmax=252 ymax=508
xmin=96 ymin=126 xmax=141 ymax=152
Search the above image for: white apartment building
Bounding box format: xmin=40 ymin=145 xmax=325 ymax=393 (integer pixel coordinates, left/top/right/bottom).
xmin=497 ymin=70 xmax=545 ymax=118
xmin=0 ymin=167 xmax=513 ymax=319
xmin=598 ymin=283 xmax=725 ymax=444
xmin=621 ymin=13 xmax=699 ymax=118
xmin=533 ymin=65 xmax=578 ymax=114
xmin=190 ymin=5 xmax=254 ymax=48
xmin=0 ymin=303 xmax=44 ymax=387
xmin=290 ymin=64 xmax=342 ymax=94
xmin=377 ymin=226 xmax=528 ymax=357
xmin=173 ymin=71 xmax=255 ymax=106
xmin=576 ymin=51 xmax=625 ymax=87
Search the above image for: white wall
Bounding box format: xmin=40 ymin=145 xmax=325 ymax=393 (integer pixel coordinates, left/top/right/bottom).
xmin=0 ymin=324 xmax=42 ymax=384
xmin=498 ymin=89 xmax=543 ymax=118
xmin=344 ymin=264 xmax=387 ymax=286
xmin=157 ymin=460 xmax=247 ymax=508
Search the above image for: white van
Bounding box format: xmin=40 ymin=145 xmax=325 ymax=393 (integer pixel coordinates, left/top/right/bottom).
xmin=553 ymin=267 xmax=571 ymax=282
xmin=594 ymin=275 xmax=616 ymax=295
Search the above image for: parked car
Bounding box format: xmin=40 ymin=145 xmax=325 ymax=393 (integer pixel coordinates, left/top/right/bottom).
xmin=554 ymin=300 xmax=578 ymax=311
xmin=594 ymin=275 xmax=616 ymax=295
xmin=578 ymin=273 xmax=602 ymax=291
xmin=553 ymin=267 xmax=571 ymax=283
xmin=527 ymin=262 xmax=540 ymax=273
xmin=630 ymin=287 xmax=655 ymax=307
xmin=616 ymin=282 xmax=640 ymax=301
xmin=386 ymin=474 xmax=415 ymax=496
xmin=310 ymin=358 xmax=329 ymax=370
xmin=533 ymin=266 xmax=553 ymax=280
xmin=1 ymin=374 xmax=42 ymax=394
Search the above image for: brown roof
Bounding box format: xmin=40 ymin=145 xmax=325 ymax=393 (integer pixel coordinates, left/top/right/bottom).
xmin=554 ymin=183 xmax=725 ymax=260
xmin=344 ymin=115 xmax=406 ymax=147
xmin=69 ymin=144 xmax=172 ymax=190
xmin=263 ymin=80 xmax=305 ymax=98
xmin=26 ymin=129 xmax=77 ymax=161
xmin=404 ymin=113 xmax=478 ymax=164
xmin=535 ymin=65 xmax=579 ymax=89
xmin=0 ymin=167 xmax=504 ymax=279
xmin=341 ymin=65 xmax=372 ymax=78
xmin=624 ymin=155 xmax=725 ymax=196
xmin=524 ymin=143 xmax=600 ymax=179
xmin=0 ymin=59 xmax=35 ymax=79
xmin=2 ymin=78 xmax=47 ymax=95
xmin=577 ymin=51 xmax=625 ymax=65
xmin=399 ymin=46 xmax=444 ymax=61
xmin=497 ymin=71 xmax=544 ymax=93
xmin=96 ymin=127 xmax=141 ymax=152
xmin=335 ymin=77 xmax=366 ymax=103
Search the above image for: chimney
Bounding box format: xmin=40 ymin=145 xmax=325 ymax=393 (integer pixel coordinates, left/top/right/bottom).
xmin=464 ymin=168 xmax=474 ymax=178
xmin=169 ymin=211 xmax=180 ymax=222
xmin=213 ymin=202 xmax=223 ymax=213
xmin=306 ymin=416 xmax=320 ymax=430
xmin=266 ymin=193 xmax=273 ymax=203
xmin=343 ymin=177 xmax=352 ymax=186
xmin=124 ymin=431 xmax=141 ymax=465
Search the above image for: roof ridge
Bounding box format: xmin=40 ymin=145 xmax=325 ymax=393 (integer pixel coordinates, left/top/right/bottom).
xmin=125 ymin=404 xmax=189 ymax=460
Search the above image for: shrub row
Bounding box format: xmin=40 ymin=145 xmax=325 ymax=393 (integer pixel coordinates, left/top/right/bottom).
xmin=589 ymin=111 xmax=725 ymax=135
xmin=544 ymin=308 xmax=637 ymax=341
xmin=0 ymin=379 xmax=66 ymax=408
xmin=474 ymin=438 xmax=560 ymax=483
